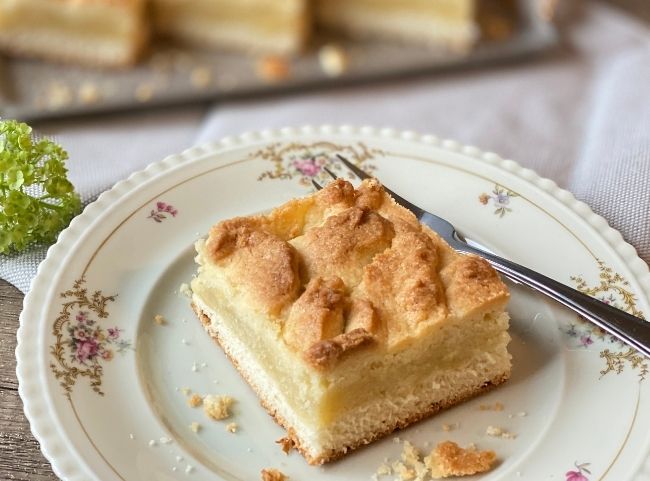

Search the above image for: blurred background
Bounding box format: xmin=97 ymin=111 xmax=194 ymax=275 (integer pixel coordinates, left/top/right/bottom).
xmin=1 ymin=0 xmax=648 ymax=269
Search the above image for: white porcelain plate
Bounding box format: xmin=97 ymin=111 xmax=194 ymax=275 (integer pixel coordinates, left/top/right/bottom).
xmin=17 ymin=126 xmax=650 ymax=481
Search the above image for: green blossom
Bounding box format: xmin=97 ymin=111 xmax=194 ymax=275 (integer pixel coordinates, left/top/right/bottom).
xmin=0 ymin=120 xmax=81 ymax=254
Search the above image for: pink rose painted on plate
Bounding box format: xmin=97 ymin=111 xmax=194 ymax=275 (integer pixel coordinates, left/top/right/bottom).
xmin=147 ymin=201 xmax=178 ymax=223
xmin=66 ymin=310 xmax=130 ymax=366
xmin=566 ymin=462 xmax=591 ymax=481
xmin=293 ymin=157 xmax=322 ymax=177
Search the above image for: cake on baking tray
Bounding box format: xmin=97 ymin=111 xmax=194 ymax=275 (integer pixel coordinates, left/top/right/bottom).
xmin=314 ymin=0 xmax=519 ymax=50
xmin=191 ymin=178 xmax=511 ymax=465
xmin=151 ymin=0 xmax=310 ymax=54
xmin=0 ymin=0 xmax=148 ymax=66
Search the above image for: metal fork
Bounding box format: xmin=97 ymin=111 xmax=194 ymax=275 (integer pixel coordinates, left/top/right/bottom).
xmin=310 ymin=154 xmax=650 ymax=358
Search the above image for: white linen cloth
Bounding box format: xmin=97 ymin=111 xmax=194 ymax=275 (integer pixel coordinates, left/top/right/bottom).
xmin=1 ymin=1 xmax=649 ymax=293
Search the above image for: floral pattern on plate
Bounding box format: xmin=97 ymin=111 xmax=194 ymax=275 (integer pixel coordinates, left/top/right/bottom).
xmin=566 ymin=260 xmax=648 ymax=380
xmin=566 ymin=462 xmax=591 ymax=481
xmin=479 ymin=184 xmax=519 ymax=217
xmin=254 ymin=141 xmax=381 ymax=187
xmin=148 ymin=201 xmax=178 ymax=223
xmin=50 ymin=278 xmax=130 ymax=398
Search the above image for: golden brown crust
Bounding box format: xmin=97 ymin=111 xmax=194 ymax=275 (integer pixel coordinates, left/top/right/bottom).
xmin=260 ymin=468 xmax=288 ymax=481
xmin=193 ymin=302 xmax=509 ymax=465
xmin=315 ymin=178 xmax=356 ymax=209
xmin=283 ymin=276 xmax=347 ymax=351
xmin=345 ymin=297 xmax=380 ymax=336
xmin=440 ymin=255 xmax=509 ymax=318
xmin=292 ymin=206 xmax=395 ymax=287
xmin=303 ymin=327 xmax=375 ymax=370
xmin=359 ymin=219 xmax=448 ymax=342
xmin=425 ymin=441 xmax=497 ymax=478
xmin=198 ymin=178 xmax=508 ymax=366
xmin=207 ymin=217 xmax=301 ymax=316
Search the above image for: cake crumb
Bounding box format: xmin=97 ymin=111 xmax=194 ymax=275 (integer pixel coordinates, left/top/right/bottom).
xmin=192 ymin=362 xmax=198 ymax=372
xmin=189 ymin=421 xmax=201 ymax=433
xmin=176 ymin=455 xmax=184 ymax=462
xmin=256 ymin=56 xmax=290 ymax=82
xmin=159 ymin=436 xmax=172 ymax=445
xmin=486 ymin=426 xmax=517 ymax=439
xmin=401 ymin=441 xmax=428 ymax=480
xmin=129 ymin=433 xmax=135 ymax=440
xmin=261 ymin=468 xmax=288 ymax=481
xmin=187 ymin=393 xmax=203 ymax=408
xmin=148 ymin=439 xmax=157 ymax=447
xmin=172 ymin=466 xmax=177 ymax=472
xmin=276 ymin=436 xmax=295 ymax=455
xmin=180 ymin=387 xmax=191 ymax=396
xmin=154 ymin=314 xmax=166 ymax=325
xmin=179 ymin=283 xmax=192 ymax=298
xmin=425 ymin=441 xmax=496 ymax=478
xmin=185 ymin=464 xmax=194 ymax=474
xmin=375 ymin=462 xmax=392 ymax=476
xmin=391 ymin=460 xmax=416 ymax=480
xmin=226 ymin=422 xmax=238 ymax=433
xmin=203 ymin=394 xmax=234 ymax=420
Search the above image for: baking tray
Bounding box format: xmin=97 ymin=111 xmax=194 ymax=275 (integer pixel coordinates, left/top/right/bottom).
xmin=0 ymin=0 xmax=558 ymax=123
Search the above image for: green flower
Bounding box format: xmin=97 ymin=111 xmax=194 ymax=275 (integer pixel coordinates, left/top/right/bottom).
xmin=0 ymin=120 xmax=81 ymax=254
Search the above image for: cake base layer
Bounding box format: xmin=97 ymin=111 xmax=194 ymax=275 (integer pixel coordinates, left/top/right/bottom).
xmin=193 ymin=299 xmax=510 ymax=465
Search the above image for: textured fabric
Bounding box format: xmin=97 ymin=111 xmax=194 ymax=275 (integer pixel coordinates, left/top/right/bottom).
xmin=1 ymin=2 xmax=649 ymax=292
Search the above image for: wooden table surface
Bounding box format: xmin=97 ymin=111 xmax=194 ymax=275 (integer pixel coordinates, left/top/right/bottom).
xmin=0 ymin=279 xmax=57 ymax=480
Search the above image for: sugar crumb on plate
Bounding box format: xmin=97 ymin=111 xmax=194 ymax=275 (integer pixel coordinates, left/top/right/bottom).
xmin=189 ymin=421 xmax=201 ymax=433
xmin=179 ymin=283 xmax=193 ymax=298
xmin=425 ymin=441 xmax=497 ymax=478
xmin=226 ymin=422 xmax=238 ymax=433
xmin=187 ymin=393 xmax=203 ymax=408
xmin=276 ymin=435 xmax=295 ymax=455
xmin=486 ymin=425 xmax=517 ymax=439
xmin=261 ymin=468 xmax=288 ymax=481
xmin=203 ymin=394 xmax=234 ymax=420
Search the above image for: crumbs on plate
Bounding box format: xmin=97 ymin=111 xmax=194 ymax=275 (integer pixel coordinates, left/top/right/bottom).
xmin=261 ymin=468 xmax=288 ymax=481
xmin=276 ymin=436 xmax=295 ymax=455
xmin=373 ymin=439 xmax=497 ymax=480
xmin=203 ymin=394 xmax=234 ymax=420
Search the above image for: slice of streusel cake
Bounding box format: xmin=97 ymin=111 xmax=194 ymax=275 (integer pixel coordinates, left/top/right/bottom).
xmin=191 ymin=178 xmax=511 ymax=465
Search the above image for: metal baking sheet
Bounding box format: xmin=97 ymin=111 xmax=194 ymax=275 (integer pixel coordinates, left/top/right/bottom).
xmin=0 ymin=0 xmax=558 ymax=123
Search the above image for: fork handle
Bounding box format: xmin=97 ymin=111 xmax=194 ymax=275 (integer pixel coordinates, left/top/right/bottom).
xmin=457 ymin=243 xmax=650 ymax=358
